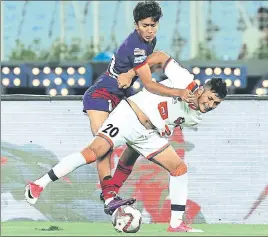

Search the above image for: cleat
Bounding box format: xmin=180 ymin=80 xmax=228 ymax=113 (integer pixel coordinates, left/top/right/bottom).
xmin=24 ymin=182 xmax=43 ymax=205
xmin=167 ymin=222 xmax=203 ymax=232
xmin=104 ymin=196 xmax=136 ymax=215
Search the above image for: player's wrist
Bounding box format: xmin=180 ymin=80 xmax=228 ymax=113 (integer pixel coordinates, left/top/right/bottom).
xmin=125 ymin=69 xmax=136 ymax=80
xmin=173 ymin=88 xmax=184 ymax=97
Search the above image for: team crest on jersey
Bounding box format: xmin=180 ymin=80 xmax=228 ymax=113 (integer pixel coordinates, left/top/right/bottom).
xmin=134 ymin=48 xmax=146 ymax=56
xmin=134 ymin=55 xmax=147 ymax=64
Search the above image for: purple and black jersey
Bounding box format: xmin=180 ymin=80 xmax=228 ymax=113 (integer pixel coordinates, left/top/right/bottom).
xmin=83 ymin=30 xmax=157 ymax=113
xmin=107 ymin=30 xmax=156 ymax=81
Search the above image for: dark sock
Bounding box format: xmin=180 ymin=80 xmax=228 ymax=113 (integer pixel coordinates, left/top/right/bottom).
xmin=112 ymin=160 xmax=133 ymax=192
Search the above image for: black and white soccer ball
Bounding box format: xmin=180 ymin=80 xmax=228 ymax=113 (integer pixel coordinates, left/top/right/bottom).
xmin=111 ymin=205 xmax=142 ymax=233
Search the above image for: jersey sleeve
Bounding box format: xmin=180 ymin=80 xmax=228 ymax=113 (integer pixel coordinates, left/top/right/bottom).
xmin=163 ymin=58 xmax=197 ymax=91
xmin=129 ymin=47 xmax=148 ymax=70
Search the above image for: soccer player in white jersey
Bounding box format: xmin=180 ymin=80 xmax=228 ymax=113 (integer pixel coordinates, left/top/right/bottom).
xmin=25 ymin=52 xmax=227 ymax=232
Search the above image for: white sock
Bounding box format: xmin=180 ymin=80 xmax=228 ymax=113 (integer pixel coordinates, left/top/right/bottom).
xmin=169 ymin=173 xmax=188 ymax=228
xmin=34 ymin=152 xmax=87 ymax=189
xmin=34 ymin=174 xmax=51 ymax=189
xmin=52 ymin=152 xmax=87 ymax=178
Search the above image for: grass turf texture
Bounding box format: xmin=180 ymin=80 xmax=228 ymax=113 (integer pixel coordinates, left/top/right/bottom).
xmin=1 ymin=222 xmax=268 ymax=236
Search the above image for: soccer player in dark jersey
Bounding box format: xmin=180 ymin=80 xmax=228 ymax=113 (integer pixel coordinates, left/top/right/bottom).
xmin=25 ymin=1 xmax=194 ymax=216
xmin=84 ymin=1 xmax=193 ymax=212
xmin=83 ymin=1 xmax=193 ymax=212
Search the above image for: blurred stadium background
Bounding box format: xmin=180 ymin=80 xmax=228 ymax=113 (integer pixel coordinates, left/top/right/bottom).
xmin=1 ymin=0 xmax=268 ymax=96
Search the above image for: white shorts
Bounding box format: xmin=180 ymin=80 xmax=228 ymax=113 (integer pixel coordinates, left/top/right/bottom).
xmin=96 ymin=100 xmax=169 ymax=159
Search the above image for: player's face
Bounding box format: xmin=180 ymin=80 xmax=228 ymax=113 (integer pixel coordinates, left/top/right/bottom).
xmin=197 ymin=90 xmax=223 ymax=113
xmin=135 ymin=17 xmax=159 ymax=42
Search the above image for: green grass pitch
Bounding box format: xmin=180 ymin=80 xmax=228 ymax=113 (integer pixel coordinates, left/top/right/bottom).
xmin=1 ymin=222 xmax=268 ymax=236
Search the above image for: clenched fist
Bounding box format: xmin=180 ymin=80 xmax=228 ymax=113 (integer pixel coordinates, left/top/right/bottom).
xmin=177 ymin=89 xmax=195 ymax=103
xmin=117 ymin=72 xmax=133 ymax=89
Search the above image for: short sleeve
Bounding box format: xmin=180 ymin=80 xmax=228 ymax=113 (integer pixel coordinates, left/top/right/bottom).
xmin=164 ymin=58 xmax=195 ymax=90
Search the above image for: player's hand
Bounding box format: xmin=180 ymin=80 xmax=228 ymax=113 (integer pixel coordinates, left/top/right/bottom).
xmin=159 ymin=125 xmax=172 ymax=138
xmin=177 ymin=89 xmax=195 ymax=103
xmin=117 ymin=73 xmax=133 ymax=89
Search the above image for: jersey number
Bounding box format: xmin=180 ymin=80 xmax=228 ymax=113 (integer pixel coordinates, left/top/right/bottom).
xmin=158 ymin=101 xmax=168 ymax=120
xmin=101 ymin=124 xmax=119 ymax=137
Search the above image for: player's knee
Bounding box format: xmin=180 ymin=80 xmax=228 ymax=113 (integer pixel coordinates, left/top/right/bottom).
xmin=170 ymin=161 xmax=187 ymax=176
xmin=87 ymin=110 xmax=109 ymax=135
xmin=81 ymin=147 xmax=98 ymax=164
xmin=91 ymin=125 xmax=101 ymax=136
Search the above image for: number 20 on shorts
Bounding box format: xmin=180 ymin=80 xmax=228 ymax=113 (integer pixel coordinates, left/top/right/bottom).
xmin=101 ymin=124 xmax=119 ymax=137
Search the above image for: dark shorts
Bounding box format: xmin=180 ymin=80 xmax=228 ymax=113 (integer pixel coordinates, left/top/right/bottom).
xmin=83 ymin=74 xmax=134 ymax=113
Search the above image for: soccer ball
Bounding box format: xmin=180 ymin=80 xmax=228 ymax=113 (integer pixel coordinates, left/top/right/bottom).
xmin=111 ymin=205 xmax=142 ymax=233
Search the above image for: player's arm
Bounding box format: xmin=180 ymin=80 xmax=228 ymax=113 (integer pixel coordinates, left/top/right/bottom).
xmin=134 ymin=63 xmax=186 ymax=98
xmin=121 ymin=51 xmax=193 ymax=102
xmin=136 ymin=51 xmax=198 ymax=93
xmin=118 ymin=51 xmax=170 ymax=87
xmin=147 ymin=51 xmax=170 ymax=68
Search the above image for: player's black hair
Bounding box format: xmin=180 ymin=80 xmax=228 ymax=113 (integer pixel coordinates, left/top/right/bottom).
xmin=204 ymin=78 xmax=228 ymax=99
xmin=133 ymin=1 xmax=163 ymax=23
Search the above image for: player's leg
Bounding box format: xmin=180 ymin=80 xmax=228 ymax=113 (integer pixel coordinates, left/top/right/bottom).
xmin=148 ymin=146 xmax=188 ymax=225
xmin=86 ymin=109 xmax=117 ymax=202
xmin=25 ymin=94 xmax=122 ymax=204
xmin=96 ymin=100 xmax=150 ymax=214
xmin=86 ymin=109 xmax=137 ymax=210
xmin=25 ymin=135 xmax=112 ymax=205
xmin=149 ymin=146 xmax=203 ymax=232
xmin=112 ymin=145 xmax=140 ymax=193
xmin=132 ymin=132 xmax=202 ymax=232
xmin=83 ymin=86 xmax=124 ymax=203
xmin=86 ymin=110 xmax=111 ymax=181
xmin=25 ymin=100 xmax=138 ymax=210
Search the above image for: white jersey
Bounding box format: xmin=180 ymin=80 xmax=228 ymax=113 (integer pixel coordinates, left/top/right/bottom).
xmin=128 ymin=58 xmax=202 ymax=134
